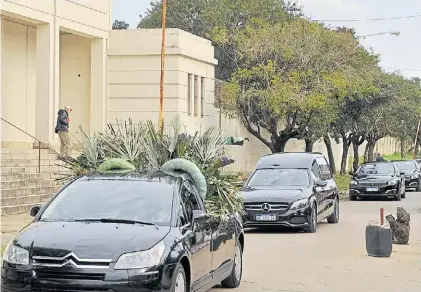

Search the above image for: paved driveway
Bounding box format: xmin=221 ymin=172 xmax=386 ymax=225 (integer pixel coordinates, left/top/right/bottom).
xmin=213 ymin=194 xmax=421 ymax=292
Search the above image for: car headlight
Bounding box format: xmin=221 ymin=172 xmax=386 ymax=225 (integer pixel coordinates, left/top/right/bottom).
xmin=350 ymin=180 xmax=358 ymax=185
xmin=2 ymin=241 xmax=29 ymax=265
xmin=388 ymin=180 xmax=399 ymax=185
xmin=290 ymin=198 xmax=309 ymax=210
xmin=114 ymin=241 xmax=165 ymax=270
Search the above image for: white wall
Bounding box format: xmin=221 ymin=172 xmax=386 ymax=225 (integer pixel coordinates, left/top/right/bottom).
xmin=1 ymin=19 xmax=36 ymax=142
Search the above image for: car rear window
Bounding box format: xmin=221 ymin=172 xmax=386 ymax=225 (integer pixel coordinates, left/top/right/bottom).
xmin=356 ymin=163 xmax=394 ymax=175
xmin=40 ymin=179 xmax=175 ymax=226
xmin=394 ymin=161 xmax=416 ymax=172
xmin=247 ymin=169 xmax=309 ymax=187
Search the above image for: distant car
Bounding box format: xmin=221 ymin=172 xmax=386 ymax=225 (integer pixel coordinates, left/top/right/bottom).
xmin=240 ymin=152 xmax=339 ymax=233
xmin=391 ymin=160 xmax=421 ymax=192
xmin=1 ymin=173 xmax=244 ymax=292
xmin=349 ymin=162 xmax=405 ymax=201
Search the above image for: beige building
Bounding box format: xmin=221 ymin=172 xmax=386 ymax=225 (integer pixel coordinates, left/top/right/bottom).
xmin=1 ymin=0 xmax=111 ymax=144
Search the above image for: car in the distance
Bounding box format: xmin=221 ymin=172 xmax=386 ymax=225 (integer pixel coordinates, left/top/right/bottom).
xmin=240 ymin=152 xmax=339 ymax=233
xmin=1 ymin=172 xmax=244 ymax=292
xmin=349 ymin=161 xmax=405 ymax=201
xmin=391 ymin=160 xmax=421 ymax=192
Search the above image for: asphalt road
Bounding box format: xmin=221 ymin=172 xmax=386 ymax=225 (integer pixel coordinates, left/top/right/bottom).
xmin=212 ymin=194 xmax=421 ymax=292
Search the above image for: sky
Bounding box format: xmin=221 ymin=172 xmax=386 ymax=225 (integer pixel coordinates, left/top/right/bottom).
xmin=112 ymin=0 xmax=421 ymax=78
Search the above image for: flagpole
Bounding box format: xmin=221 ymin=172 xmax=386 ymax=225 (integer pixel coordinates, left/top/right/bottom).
xmin=158 ymin=0 xmax=167 ymax=135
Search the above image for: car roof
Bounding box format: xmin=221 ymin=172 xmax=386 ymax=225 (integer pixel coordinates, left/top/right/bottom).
xmin=255 ymin=152 xmax=324 ymax=169
xmin=75 ymin=170 xmax=190 ymax=184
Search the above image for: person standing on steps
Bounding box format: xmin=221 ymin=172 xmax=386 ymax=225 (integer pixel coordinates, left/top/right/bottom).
xmin=55 ymin=105 xmax=72 ymax=157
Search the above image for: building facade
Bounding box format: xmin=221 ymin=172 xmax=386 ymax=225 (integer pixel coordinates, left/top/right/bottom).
xmin=1 ymin=0 xmax=111 ymax=144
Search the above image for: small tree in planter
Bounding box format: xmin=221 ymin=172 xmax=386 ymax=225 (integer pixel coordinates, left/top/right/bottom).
xmin=58 ymin=116 xmax=244 ymax=219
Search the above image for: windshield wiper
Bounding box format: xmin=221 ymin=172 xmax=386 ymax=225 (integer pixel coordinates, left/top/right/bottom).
xmin=75 ymin=218 xmax=155 ymax=225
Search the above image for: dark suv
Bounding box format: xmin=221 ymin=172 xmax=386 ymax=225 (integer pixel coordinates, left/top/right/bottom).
xmin=240 ymin=152 xmax=339 ymax=233
xmin=391 ymin=160 xmax=421 ymax=192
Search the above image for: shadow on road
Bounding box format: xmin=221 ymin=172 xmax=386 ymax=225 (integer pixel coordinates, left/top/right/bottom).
xmin=244 ymin=222 xmax=330 ymax=234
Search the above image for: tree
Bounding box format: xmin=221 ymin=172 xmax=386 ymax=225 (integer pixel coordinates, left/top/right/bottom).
xmin=112 ymin=20 xmax=129 ymax=30
xmin=138 ymin=0 xmax=297 ymax=81
xmin=218 ymin=19 xmax=378 ymax=154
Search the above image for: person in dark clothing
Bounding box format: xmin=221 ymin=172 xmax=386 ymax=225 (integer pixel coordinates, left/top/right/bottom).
xmin=55 ymin=106 xmax=72 ymax=156
xmin=375 ymin=152 xmax=385 ymax=162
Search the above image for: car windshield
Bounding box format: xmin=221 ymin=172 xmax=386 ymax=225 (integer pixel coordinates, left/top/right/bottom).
xmin=394 ymin=161 xmax=416 ymax=172
xmin=356 ymin=163 xmax=394 ymax=176
xmin=247 ymin=169 xmax=309 ymax=187
xmin=40 ymin=179 xmax=175 ymax=226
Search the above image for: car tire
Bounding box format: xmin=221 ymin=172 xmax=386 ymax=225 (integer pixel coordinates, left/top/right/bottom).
xmin=221 ymin=239 xmax=242 ymax=288
xmin=416 ymin=182 xmax=421 ymax=192
xmin=305 ymin=204 xmax=317 ymax=233
xmin=327 ymin=197 xmax=339 ymax=224
xmin=349 ymin=191 xmax=357 ymax=201
xmin=395 ymin=192 xmax=402 ymax=201
xmin=171 ymin=263 xmax=187 ymax=292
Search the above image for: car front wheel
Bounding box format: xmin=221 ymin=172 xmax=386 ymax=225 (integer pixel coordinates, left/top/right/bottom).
xmin=171 ymin=263 xmax=187 ymax=292
xmin=394 ymin=192 xmax=402 ymax=201
xmin=305 ymin=204 xmax=317 ymax=233
xmin=221 ymin=239 xmax=242 ymax=288
xmin=327 ymin=197 xmax=339 ymax=224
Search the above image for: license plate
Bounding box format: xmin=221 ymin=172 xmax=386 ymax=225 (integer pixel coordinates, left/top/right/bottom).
xmin=256 ymin=214 xmax=276 ymax=221
xmin=366 ymin=187 xmax=378 ymax=192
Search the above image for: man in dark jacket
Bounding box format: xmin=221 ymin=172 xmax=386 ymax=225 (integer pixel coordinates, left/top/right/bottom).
xmin=375 ymin=152 xmax=385 ymax=162
xmin=55 ymin=106 xmax=72 ymax=156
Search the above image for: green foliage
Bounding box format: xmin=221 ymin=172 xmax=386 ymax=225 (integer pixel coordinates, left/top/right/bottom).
xmin=112 ymin=20 xmax=129 ymax=29
xmin=334 ymin=174 xmax=351 ymax=192
xmin=59 ymin=117 xmax=243 ymax=219
xmin=217 ymin=18 xmax=379 ymax=153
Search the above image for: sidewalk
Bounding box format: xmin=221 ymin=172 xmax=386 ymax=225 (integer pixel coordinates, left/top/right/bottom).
xmin=1 ymin=214 xmax=32 ymax=245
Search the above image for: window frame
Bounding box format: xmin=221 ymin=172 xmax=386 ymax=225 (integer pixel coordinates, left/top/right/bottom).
xmin=200 ymin=77 xmax=205 ymax=117
xmin=194 ymin=75 xmax=199 ymax=116
xmin=315 ymin=156 xmax=332 ymax=180
xmin=187 ymin=74 xmax=192 ymax=116
xmin=311 ymin=160 xmax=322 ymax=180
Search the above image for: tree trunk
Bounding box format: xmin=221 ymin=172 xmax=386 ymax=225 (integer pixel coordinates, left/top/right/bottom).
xmin=323 ymin=135 xmax=336 ymax=174
xmin=367 ymin=142 xmax=376 ymax=162
xmin=305 ymin=139 xmax=314 ymax=152
xmin=340 ymin=138 xmax=350 ymax=175
xmin=400 ymin=137 xmax=405 ymax=159
xmin=363 ymin=144 xmax=369 ymax=162
xmin=352 ymin=140 xmax=360 ymax=173
xmin=273 ymin=139 xmax=287 ymax=153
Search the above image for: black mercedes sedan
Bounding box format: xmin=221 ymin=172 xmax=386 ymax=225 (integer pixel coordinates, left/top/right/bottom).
xmin=240 ymin=152 xmax=340 ymax=233
xmin=391 ymin=160 xmax=421 ymax=192
xmin=1 ymin=173 xmax=244 ymax=292
xmin=349 ymin=162 xmax=406 ymax=201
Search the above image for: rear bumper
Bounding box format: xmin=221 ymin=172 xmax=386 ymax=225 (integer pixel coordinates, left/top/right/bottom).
xmin=1 ymin=262 xmax=173 ymax=292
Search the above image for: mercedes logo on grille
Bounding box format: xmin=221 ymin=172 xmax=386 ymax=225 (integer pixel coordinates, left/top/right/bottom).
xmin=261 ymin=203 xmax=271 ymax=212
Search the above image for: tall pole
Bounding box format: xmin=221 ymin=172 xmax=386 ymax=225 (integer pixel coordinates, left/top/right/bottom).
xmin=412 ymin=116 xmax=421 ymax=160
xmin=158 ymin=0 xmax=167 ymax=135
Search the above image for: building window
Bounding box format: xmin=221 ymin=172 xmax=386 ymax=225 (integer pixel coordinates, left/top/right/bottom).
xmin=201 ymin=77 xmax=205 ymax=117
xmin=187 ymin=74 xmax=192 ymax=115
xmin=194 ymin=75 xmax=199 ymax=116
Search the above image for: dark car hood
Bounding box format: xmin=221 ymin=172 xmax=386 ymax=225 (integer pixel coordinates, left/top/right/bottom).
xmin=15 ymin=221 xmax=170 ymax=260
xmin=240 ymin=187 xmax=310 ymax=203
xmin=354 ymin=175 xmax=395 ymax=183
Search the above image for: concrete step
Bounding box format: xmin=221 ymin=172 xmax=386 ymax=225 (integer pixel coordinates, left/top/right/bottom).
xmin=2 ymin=194 xmax=53 ymax=207
xmin=1 ymin=186 xmax=58 ymax=199
xmin=1 ymin=179 xmax=58 ymax=189
xmin=2 ymin=203 xmax=47 ymax=216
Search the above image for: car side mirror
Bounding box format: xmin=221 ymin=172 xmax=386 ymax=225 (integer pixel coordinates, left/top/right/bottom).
xmin=30 ymin=205 xmax=42 ymax=217
xmin=314 ymin=180 xmax=327 ymax=187
xmin=192 ymin=210 xmax=210 ymax=223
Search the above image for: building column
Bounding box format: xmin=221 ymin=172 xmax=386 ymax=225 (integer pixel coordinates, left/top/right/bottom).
xmin=90 ymin=38 xmax=107 ymax=133
xmin=35 ymin=23 xmax=59 ymax=143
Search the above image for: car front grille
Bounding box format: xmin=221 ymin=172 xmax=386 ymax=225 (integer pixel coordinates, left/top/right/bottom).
xmin=359 ymin=182 xmax=387 ymax=187
xmin=244 ymin=202 xmax=290 ymax=212
xmin=32 ymin=253 xmax=111 ymax=269
xmin=30 ymin=284 xmax=109 ymax=292
xmin=36 ymin=270 xmax=105 ymax=281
